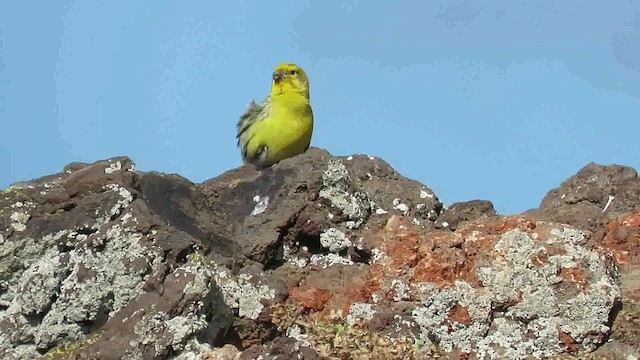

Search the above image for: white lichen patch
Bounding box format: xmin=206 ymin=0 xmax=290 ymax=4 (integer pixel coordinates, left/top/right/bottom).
xmin=120 ymin=212 xmax=136 ymax=224
xmin=288 ymin=253 xmax=309 ymax=268
xmin=420 ymin=189 xmax=434 ymax=199
xmin=391 ymin=314 xmax=416 ymax=333
xmin=181 ymin=263 xmax=213 ymax=296
xmin=319 ymin=159 xmax=372 ymax=229
xmin=282 ymin=244 xmax=309 ymax=268
xmin=392 ymin=198 xmax=410 ymax=215
xmin=370 ymin=248 xmax=387 ymax=264
xmin=464 ymin=230 xmax=482 ymax=242
xmin=286 ymin=324 xmax=311 ymax=347
xmin=213 ymin=271 xmax=275 ymax=320
xmin=97 ymin=184 xmax=134 ymax=227
xmin=310 ymin=253 xmax=353 ymax=268
xmin=375 ymin=208 xmax=388 ymax=215
xmin=10 ymin=211 xmax=30 ymax=232
xmin=165 ymin=315 xmax=208 ymax=351
xmin=548 ymin=227 xmax=586 ymax=245
xmin=371 ymin=293 xmax=380 ymax=304
xmin=104 ymin=161 xmax=122 ymax=174
xmin=319 ymin=228 xmax=351 ymax=252
xmin=7 ymin=201 xmax=34 ymax=232
xmin=251 ymin=195 xmax=269 ymax=216
xmin=390 ymin=279 xmax=410 ymax=301
xmin=475 ymin=318 xmax=536 ymax=360
xmin=130 ymin=310 xmax=208 ymax=358
xmin=346 ymin=303 xmax=376 ymax=326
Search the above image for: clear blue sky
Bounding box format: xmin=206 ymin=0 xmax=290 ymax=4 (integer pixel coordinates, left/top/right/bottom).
xmin=1 ymin=1 xmax=639 ymax=214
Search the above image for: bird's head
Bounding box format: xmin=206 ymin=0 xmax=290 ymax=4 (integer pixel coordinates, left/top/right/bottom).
xmin=270 ymin=63 xmax=310 ymax=99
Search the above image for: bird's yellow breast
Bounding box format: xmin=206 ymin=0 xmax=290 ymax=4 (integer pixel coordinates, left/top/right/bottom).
xmin=253 ymin=93 xmax=313 ymax=164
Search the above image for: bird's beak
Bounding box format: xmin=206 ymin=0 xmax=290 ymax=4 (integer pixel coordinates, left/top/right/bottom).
xmin=272 ymin=71 xmax=284 ymax=83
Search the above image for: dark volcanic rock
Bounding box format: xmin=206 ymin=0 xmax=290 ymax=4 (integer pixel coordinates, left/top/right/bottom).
xmin=0 ymin=153 xmax=637 ymax=360
xmin=434 ymin=200 xmax=498 ymax=230
xmin=198 ymin=148 xmax=443 ymax=266
xmin=528 ymin=163 xmax=640 ymax=232
xmin=238 ymin=336 xmax=320 ymax=360
xmin=0 ymin=157 xmax=235 ymax=359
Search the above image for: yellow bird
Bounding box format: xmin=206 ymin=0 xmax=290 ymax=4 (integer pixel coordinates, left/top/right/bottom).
xmin=236 ymin=63 xmax=314 ymax=168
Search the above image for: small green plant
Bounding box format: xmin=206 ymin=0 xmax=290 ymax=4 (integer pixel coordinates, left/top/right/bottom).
xmin=332 ymin=323 xmax=347 ymax=347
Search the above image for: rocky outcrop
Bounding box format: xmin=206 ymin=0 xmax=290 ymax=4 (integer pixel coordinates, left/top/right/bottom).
xmin=0 ymin=157 xmax=235 ymax=359
xmin=527 ymin=163 xmax=640 ymax=232
xmin=434 ymin=199 xmax=498 ymax=230
xmin=0 ymin=149 xmax=638 ymax=359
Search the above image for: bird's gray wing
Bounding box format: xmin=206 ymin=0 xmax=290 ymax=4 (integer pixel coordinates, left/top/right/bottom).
xmin=236 ymin=98 xmax=271 ymax=139
xmin=236 ymin=97 xmax=271 ymax=161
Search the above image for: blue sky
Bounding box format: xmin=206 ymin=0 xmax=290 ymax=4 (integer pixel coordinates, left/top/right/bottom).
xmin=1 ymin=1 xmax=639 ymax=214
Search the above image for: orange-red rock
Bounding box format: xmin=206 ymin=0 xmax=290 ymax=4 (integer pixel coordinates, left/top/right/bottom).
xmin=289 ymin=286 xmax=332 ymax=311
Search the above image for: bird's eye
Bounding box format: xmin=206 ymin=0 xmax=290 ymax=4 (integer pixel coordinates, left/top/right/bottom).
xmin=288 ymin=70 xmax=297 ymax=75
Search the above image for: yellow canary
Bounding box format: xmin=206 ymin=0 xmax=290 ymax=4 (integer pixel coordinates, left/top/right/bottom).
xmin=236 ymin=63 xmax=314 ymax=168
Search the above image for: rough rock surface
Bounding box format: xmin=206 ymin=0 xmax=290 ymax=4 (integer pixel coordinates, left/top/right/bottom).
xmin=0 ymin=157 xmax=236 ymax=360
xmin=528 ymin=163 xmax=640 ymax=232
xmin=434 ymin=200 xmax=498 ymax=230
xmin=0 ymin=149 xmax=638 ymax=359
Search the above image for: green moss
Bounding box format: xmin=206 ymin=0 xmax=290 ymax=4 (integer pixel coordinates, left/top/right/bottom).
xmin=187 ymin=252 xmax=206 ymax=265
xmin=44 ymin=331 xmax=103 ymax=359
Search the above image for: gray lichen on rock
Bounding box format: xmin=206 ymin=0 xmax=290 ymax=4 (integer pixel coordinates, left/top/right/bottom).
xmin=26 ymin=222 xmax=162 ymax=349
xmin=319 ymin=159 xmax=372 ymax=229
xmin=213 ymin=269 xmax=275 ymax=320
xmin=12 ymin=247 xmax=65 ymax=316
xmin=412 ymin=281 xmax=492 ymax=353
xmin=319 ymin=228 xmax=351 ymax=252
xmin=0 ymin=230 xmax=66 ymax=307
xmin=410 ymin=227 xmax=621 ymax=359
xmin=0 ymin=175 xmax=164 ymax=357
